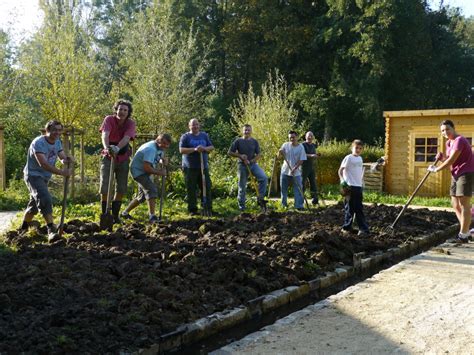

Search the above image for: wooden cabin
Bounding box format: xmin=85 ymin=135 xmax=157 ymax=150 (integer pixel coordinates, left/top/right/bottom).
xmin=384 ymin=108 xmax=474 ymax=197
xmin=0 ymin=126 xmax=4 ymax=190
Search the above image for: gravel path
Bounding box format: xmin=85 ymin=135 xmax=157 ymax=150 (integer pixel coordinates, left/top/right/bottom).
xmin=0 ymin=211 xmax=20 ymax=235
xmin=215 ymin=240 xmax=474 ymax=354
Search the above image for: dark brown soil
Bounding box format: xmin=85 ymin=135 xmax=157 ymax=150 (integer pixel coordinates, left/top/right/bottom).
xmin=0 ymin=204 xmax=456 ymax=353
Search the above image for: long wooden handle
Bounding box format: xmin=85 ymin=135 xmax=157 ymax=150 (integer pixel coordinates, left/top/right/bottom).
xmin=58 ymin=160 xmax=71 ymax=237
xmin=200 ymin=152 xmax=206 ymax=198
xmin=106 ymin=157 xmax=115 ymax=213
xmin=283 ymin=156 xmax=311 ymax=210
xmin=391 ymin=158 xmax=439 ymax=228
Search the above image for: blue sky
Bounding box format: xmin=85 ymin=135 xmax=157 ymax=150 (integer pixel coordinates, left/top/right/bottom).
xmin=0 ymin=0 xmax=473 ymax=44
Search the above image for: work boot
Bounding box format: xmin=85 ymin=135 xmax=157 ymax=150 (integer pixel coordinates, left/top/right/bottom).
xmin=258 ymin=198 xmax=267 ymax=212
xmin=120 ymin=212 xmax=133 ymax=220
xmin=111 ymin=201 xmax=122 ymax=224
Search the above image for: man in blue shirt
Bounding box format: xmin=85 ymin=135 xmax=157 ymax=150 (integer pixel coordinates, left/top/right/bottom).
xmin=179 ymin=119 xmax=214 ymax=215
xmin=20 ymin=120 xmax=73 ymax=242
xmin=121 ymin=134 xmax=171 ymax=223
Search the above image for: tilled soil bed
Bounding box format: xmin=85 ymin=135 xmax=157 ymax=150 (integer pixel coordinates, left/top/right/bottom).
xmin=0 ymin=204 xmax=456 ymax=353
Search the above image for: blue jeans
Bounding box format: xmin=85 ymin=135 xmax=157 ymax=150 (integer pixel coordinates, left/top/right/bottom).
xmin=280 ymin=173 xmax=303 ymax=208
xmin=342 ymin=186 xmax=369 ymax=232
xmin=237 ymin=163 xmax=268 ymax=209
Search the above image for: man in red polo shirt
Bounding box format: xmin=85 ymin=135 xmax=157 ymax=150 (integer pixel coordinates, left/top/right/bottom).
xmin=99 ymin=99 xmax=136 ymax=223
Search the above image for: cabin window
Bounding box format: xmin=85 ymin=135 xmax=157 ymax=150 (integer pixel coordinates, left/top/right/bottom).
xmin=414 ymin=137 xmax=438 ymax=162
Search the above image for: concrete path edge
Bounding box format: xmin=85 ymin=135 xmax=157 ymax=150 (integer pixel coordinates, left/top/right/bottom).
xmin=134 ymin=224 xmax=459 ymax=355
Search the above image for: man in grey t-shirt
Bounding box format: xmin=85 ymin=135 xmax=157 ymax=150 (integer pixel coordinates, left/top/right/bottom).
xmin=20 ymin=120 xmax=73 ymax=242
xmin=228 ymin=124 xmax=268 ymax=211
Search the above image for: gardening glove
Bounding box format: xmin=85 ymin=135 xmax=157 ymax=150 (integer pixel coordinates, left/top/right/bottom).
xmin=340 ymin=180 xmax=351 ymax=196
xmin=109 ymin=145 xmax=120 ymax=155
xmin=427 ymin=165 xmax=438 ymax=173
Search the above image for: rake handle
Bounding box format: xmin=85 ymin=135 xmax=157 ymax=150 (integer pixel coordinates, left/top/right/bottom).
xmin=390 ymin=158 xmax=439 ymax=228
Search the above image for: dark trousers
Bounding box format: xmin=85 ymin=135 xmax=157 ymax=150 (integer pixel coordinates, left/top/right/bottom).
xmin=342 ymin=186 xmax=369 ymax=232
xmin=302 ymin=166 xmax=318 ymax=202
xmin=184 ymin=167 xmax=212 ymax=212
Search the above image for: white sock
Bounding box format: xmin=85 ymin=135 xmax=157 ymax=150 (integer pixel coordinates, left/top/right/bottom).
xmin=459 ymin=232 xmax=470 ymax=239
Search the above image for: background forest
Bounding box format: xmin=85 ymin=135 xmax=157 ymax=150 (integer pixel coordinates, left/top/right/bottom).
xmin=0 ymin=0 xmax=473 ymax=186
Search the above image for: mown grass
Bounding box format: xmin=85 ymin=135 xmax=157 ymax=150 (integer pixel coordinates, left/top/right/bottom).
xmin=320 ymin=184 xmax=452 ymax=208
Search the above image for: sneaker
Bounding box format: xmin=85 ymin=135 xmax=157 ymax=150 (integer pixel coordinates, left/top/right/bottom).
xmin=295 ymin=207 xmax=304 ymax=211
xmin=454 ymin=234 xmax=468 ymax=244
xmin=149 ymin=215 xmax=160 ymax=224
xmin=357 ymin=230 xmax=370 ymax=236
xmin=121 ymin=212 xmax=133 ymax=220
xmin=47 ymin=232 xmax=61 ymax=243
xmin=113 ymin=215 xmax=122 ymax=224
xmin=341 ymin=228 xmax=353 ymax=236
xmin=312 ymin=198 xmax=319 ymax=205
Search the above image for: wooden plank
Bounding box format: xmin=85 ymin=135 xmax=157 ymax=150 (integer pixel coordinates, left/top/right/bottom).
xmin=384 ymin=108 xmax=474 ymax=117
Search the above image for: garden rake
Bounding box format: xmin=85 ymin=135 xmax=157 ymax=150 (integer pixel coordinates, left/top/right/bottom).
xmin=245 ymin=163 xmax=268 ymax=213
xmin=383 ymin=159 xmax=439 ymax=235
xmin=199 ymin=152 xmax=212 ymax=217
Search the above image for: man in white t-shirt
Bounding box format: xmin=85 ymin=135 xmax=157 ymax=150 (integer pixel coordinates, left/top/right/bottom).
xmin=278 ymin=131 xmax=307 ymax=210
xmin=338 ymin=139 xmax=369 ymax=235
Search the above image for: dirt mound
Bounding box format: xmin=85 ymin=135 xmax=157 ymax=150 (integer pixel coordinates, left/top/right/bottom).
xmin=0 ymin=204 xmax=456 ymax=353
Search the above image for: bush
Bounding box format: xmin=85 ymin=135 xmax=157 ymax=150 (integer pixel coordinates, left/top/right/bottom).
xmin=0 ymin=179 xmax=29 ymax=211
xmin=317 ymin=140 xmax=384 ymax=185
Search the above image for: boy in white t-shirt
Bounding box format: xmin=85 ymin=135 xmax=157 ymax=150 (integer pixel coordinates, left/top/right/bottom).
xmin=338 ymin=140 xmax=369 ymax=235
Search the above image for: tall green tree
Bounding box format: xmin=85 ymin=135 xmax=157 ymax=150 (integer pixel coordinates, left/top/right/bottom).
xmin=230 ymin=72 xmax=298 ymax=173
xmin=20 ymin=2 xmax=105 ymax=138
xmin=122 ymin=1 xmax=209 ymax=137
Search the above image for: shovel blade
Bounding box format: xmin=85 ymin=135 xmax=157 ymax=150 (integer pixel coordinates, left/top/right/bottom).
xmin=100 ymin=213 xmax=114 ymax=231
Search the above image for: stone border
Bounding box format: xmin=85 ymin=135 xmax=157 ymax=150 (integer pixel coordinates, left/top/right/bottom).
xmin=136 ymin=225 xmax=458 ymax=355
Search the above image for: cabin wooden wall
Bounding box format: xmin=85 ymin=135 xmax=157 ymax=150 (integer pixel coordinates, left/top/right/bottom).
xmin=384 ymin=109 xmax=474 ymax=196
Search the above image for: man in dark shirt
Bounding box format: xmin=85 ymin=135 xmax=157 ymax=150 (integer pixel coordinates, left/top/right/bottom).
xmin=179 ymin=119 xmax=214 ymax=215
xmin=302 ymin=131 xmax=320 ymax=205
xmin=228 ymin=124 xmax=268 ymax=211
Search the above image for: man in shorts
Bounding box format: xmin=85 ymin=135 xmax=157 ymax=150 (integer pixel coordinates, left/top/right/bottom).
xmin=20 ymin=120 xmax=73 ymax=242
xmin=99 ymin=99 xmax=136 ymax=223
xmin=428 ymin=119 xmax=474 ymax=243
xmin=121 ymin=134 xmax=171 ymax=223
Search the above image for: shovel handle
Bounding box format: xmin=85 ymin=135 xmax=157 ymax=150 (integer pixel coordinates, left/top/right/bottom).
xmin=58 ymin=160 xmax=71 ymax=237
xmin=282 ymin=156 xmax=311 ymax=211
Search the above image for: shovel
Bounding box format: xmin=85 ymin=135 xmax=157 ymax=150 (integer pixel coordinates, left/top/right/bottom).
xmin=100 ymin=156 xmax=115 ymax=231
xmin=158 ymin=163 xmax=166 ymax=221
xmin=267 ymin=155 xmax=278 ymax=199
xmin=283 ymin=156 xmax=311 ymax=211
xmin=384 ymin=159 xmax=439 ymax=234
xmin=245 ymin=163 xmax=267 ymax=212
xmin=200 ymin=152 xmax=211 ymax=217
xmin=58 ymin=160 xmax=71 ymax=237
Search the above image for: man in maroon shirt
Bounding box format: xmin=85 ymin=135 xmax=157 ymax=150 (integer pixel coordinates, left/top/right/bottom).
xmin=99 ymin=99 xmax=136 ymax=223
